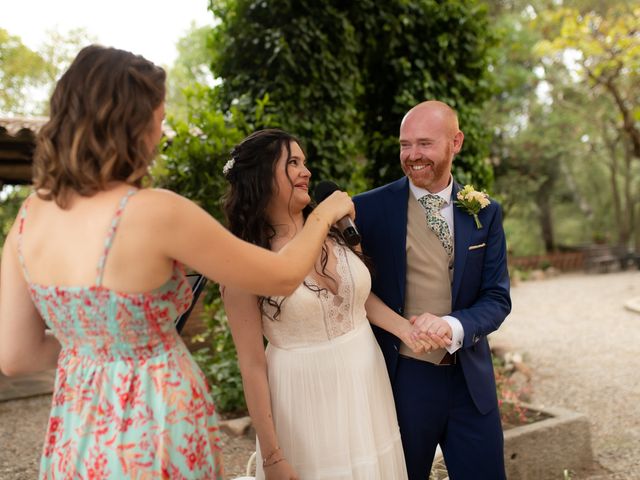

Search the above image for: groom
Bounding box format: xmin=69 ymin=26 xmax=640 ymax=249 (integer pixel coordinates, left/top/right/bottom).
xmin=354 ymin=100 xmax=511 ymax=479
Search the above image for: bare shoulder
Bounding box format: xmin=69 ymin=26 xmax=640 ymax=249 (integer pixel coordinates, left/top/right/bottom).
xmin=128 ymin=188 xmax=198 ymax=221
xmin=133 ymin=187 xmax=188 ymax=206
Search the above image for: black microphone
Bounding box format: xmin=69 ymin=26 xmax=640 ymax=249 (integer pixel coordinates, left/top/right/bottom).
xmin=313 ymin=181 xmax=361 ymax=246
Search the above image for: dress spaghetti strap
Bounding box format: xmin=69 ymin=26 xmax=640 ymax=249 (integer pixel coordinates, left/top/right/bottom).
xmin=95 ymin=188 xmax=138 ymax=286
xmin=16 ymin=193 xmax=36 ymax=284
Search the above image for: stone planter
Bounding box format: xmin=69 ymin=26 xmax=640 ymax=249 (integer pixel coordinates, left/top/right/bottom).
xmin=503 ymin=403 xmax=593 ymax=479
xmin=430 ymin=404 xmax=593 ymax=480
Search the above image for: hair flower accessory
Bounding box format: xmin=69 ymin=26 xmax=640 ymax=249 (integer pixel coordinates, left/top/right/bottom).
xmin=222 ymin=158 xmax=235 ymax=176
xmin=455 ymin=185 xmax=490 ymax=229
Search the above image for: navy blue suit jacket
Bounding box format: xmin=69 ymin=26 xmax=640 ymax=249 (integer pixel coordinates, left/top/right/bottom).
xmin=354 ymin=177 xmax=511 ymax=414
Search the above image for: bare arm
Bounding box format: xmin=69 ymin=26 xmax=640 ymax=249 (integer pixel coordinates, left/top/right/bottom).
xmin=156 ymin=189 xmax=353 ymax=297
xmin=0 ymin=225 xmax=61 ymax=376
xmin=223 ymin=287 xmax=298 ymax=479
xmin=364 ymin=293 xmax=431 ymax=353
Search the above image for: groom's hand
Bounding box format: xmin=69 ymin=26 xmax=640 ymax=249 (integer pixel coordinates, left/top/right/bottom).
xmin=410 ymin=313 xmax=453 ymax=350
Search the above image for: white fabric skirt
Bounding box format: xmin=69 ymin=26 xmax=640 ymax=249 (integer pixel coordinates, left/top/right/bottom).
xmin=255 ymin=320 xmax=408 ymax=480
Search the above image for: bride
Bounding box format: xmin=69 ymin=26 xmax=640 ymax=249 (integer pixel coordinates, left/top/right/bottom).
xmin=221 ymin=129 xmax=436 ymax=479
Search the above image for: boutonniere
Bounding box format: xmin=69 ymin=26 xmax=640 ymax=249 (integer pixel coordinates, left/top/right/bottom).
xmin=455 ymin=185 xmax=490 ymax=229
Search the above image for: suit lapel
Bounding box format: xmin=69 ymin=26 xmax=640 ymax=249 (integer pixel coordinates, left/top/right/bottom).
xmin=385 ymin=178 xmax=409 ymax=306
xmin=451 ymin=181 xmax=474 ymax=305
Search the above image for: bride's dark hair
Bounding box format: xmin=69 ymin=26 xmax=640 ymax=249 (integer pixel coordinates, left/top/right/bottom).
xmin=222 ymin=128 xmax=356 ymax=320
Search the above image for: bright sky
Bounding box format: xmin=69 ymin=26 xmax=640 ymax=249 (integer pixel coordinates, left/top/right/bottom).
xmin=2 ymin=0 xmax=214 ymax=67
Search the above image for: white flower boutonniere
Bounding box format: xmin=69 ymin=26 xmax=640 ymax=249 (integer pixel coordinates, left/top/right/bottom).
xmin=455 ymin=185 xmax=490 ymax=229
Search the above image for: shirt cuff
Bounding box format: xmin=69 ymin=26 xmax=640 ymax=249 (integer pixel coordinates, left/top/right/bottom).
xmin=443 ymin=315 xmax=464 ymax=353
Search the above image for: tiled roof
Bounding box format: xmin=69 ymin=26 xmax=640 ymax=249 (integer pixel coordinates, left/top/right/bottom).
xmin=0 ymin=116 xmax=48 ymax=136
xmin=0 ymin=117 xmax=175 ymax=185
xmin=0 ymin=117 xmax=43 ymax=185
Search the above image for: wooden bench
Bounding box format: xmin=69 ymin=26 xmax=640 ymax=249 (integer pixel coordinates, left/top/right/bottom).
xmin=584 ymin=246 xmax=639 ymax=273
xmin=617 ymin=250 xmax=640 ymax=271
xmin=585 ymin=253 xmax=617 ymax=273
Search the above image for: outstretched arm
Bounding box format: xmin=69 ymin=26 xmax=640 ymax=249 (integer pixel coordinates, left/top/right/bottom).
xmin=156 ymin=189 xmax=353 ymax=298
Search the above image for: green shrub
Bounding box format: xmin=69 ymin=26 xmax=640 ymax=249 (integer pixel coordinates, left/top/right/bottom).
xmin=191 ymin=295 xmax=247 ymax=415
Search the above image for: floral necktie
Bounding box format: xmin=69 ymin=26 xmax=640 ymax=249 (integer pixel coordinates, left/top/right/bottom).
xmin=418 ymin=194 xmax=453 ymax=258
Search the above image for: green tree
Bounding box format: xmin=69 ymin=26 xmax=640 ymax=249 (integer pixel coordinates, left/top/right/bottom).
xmin=210 ymin=0 xmax=364 ymax=189
xmin=0 ymin=29 xmax=49 ymax=115
xmin=533 ymin=4 xmax=640 ymax=248
xmin=165 ymin=23 xmax=217 ymax=122
xmin=534 ymin=5 xmax=640 ymax=161
xmin=208 ymin=0 xmax=496 ymax=191
xmin=0 ymin=27 xmax=94 ymax=116
xmin=349 ymin=0 xmax=497 ymax=188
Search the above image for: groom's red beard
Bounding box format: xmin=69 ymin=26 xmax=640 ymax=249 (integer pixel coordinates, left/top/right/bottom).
xmin=402 ymin=158 xmax=451 ymax=190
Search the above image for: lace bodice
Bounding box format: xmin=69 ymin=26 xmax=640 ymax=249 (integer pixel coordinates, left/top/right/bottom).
xmin=262 ymin=241 xmax=371 ymax=349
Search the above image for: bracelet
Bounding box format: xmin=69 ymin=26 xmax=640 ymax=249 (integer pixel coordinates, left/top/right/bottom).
xmin=262 ymin=446 xmax=281 ymax=467
xmin=263 ymin=457 xmax=285 ymax=468
xmin=310 ymin=211 xmax=331 ymax=231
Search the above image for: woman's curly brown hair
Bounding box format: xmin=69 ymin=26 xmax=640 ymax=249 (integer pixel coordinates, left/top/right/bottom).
xmin=33 ymin=44 xmax=166 ymax=208
xmin=222 ymin=129 xmax=368 ymax=321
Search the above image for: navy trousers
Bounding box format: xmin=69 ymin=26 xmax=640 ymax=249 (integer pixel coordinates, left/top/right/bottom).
xmin=392 ymin=355 xmax=506 ymax=480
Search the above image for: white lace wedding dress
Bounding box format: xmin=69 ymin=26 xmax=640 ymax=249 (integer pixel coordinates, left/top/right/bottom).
xmin=255 ymin=240 xmax=408 ymax=479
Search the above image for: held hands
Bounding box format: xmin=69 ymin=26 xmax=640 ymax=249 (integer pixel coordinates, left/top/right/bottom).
xmin=408 ymin=313 xmax=453 ymax=352
xmin=313 ymin=190 xmax=354 ymax=228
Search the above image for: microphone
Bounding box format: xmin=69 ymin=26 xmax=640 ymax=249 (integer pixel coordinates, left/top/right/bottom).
xmin=313 ymin=180 xmax=361 ymax=246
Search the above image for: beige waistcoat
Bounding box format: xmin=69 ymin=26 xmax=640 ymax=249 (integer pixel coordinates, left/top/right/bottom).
xmin=398 ymin=194 xmax=453 ymax=363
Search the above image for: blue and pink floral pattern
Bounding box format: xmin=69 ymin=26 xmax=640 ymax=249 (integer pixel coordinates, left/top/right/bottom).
xmin=18 ymin=189 xmax=224 ymax=479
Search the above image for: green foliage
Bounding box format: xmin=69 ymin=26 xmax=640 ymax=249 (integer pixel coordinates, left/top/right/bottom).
xmin=208 ymin=0 xmax=496 ymax=191
xmin=534 ymin=4 xmax=640 ymax=157
xmin=191 ymin=296 xmax=246 ymax=414
xmin=349 ymin=0 xmax=497 ymax=188
xmin=210 ymin=0 xmax=364 ymax=189
xmin=487 ymin=1 xmax=640 ymax=253
xmin=0 ymin=27 xmax=95 ymax=115
xmin=154 ymin=85 xmax=246 ymax=220
xmin=0 ymin=186 xmax=30 ymax=253
xmin=0 ymin=29 xmax=49 ymax=115
xmin=165 ymin=24 xmax=217 ymax=122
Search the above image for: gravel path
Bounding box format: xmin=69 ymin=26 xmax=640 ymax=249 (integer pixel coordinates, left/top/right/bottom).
xmin=2 ymin=270 xmax=639 ymax=479
xmin=491 ymin=270 xmax=640 ymax=479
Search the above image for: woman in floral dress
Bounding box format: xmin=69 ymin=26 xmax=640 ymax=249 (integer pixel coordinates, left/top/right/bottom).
xmin=0 ymin=45 xmax=354 ymax=479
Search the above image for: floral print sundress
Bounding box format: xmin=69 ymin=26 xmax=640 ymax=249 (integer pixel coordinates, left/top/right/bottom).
xmin=17 ymin=188 xmax=224 ymax=480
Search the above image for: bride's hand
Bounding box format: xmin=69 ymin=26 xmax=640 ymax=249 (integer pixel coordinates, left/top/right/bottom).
xmin=264 ymin=458 xmax=299 ymax=480
xmin=313 ymin=190 xmax=354 ymax=227
xmin=399 ymin=320 xmax=425 ymax=354
xmin=410 ymin=313 xmax=452 ymax=350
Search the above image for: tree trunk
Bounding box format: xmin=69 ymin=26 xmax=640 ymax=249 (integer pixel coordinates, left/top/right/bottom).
xmin=536 ymin=179 xmax=556 ymax=253
xmin=603 ymin=124 xmax=628 ymax=247
xmin=622 ymin=139 xmax=635 ymax=249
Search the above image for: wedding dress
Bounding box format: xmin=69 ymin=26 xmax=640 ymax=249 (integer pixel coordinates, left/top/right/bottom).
xmin=255 ymin=239 xmax=408 ymax=479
